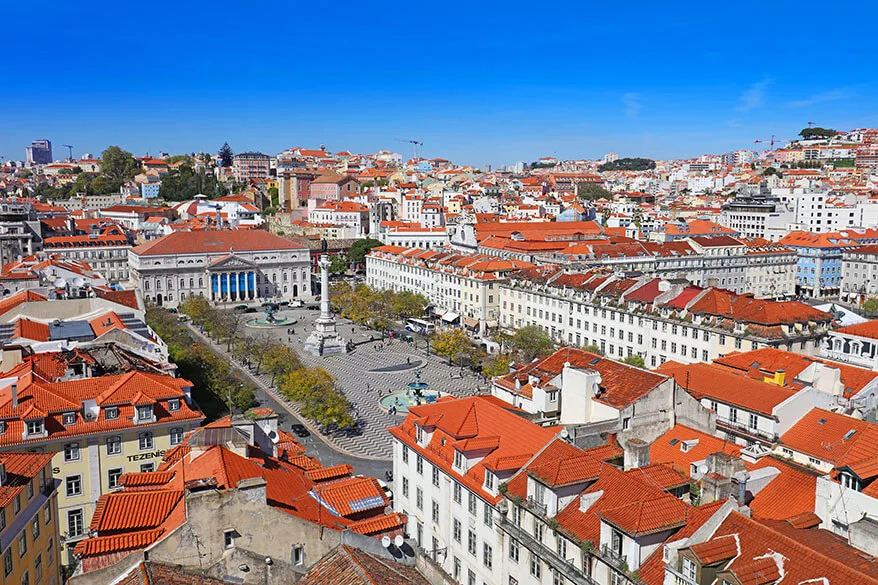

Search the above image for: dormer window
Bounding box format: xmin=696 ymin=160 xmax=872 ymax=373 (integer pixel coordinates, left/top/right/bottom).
xmin=0 ymin=421 xmax=5 ymax=434
xmin=26 ymin=419 xmax=44 ymax=436
xmin=454 ymin=450 xmax=465 ymax=471
xmin=62 ymin=413 xmax=76 ymax=426
xmin=485 ymin=471 xmax=496 ymax=491
xmin=168 ymin=399 xmax=181 ymax=412
xmin=106 ymin=407 xmax=119 ymax=420
xmin=137 ymin=405 xmax=153 ymax=420
xmin=416 ymin=426 xmax=425 ymax=443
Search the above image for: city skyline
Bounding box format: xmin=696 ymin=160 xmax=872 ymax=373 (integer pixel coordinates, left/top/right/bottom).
xmin=2 ymin=0 xmax=877 ymax=165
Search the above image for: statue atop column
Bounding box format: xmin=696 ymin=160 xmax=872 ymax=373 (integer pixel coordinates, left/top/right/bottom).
xmin=304 ymin=254 xmax=348 ymax=356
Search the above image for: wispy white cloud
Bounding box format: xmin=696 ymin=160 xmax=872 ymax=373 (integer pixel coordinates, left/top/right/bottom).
xmin=787 ymin=88 xmax=856 ymax=108
xmin=622 ymin=93 xmax=643 ymax=118
xmin=736 ymin=78 xmax=771 ymax=111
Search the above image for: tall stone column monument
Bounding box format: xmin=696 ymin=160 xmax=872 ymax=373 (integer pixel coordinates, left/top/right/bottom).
xmin=304 ymin=254 xmax=348 ymax=356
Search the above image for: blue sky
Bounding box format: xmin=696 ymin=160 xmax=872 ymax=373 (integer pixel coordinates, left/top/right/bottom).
xmin=3 ymin=0 xmax=877 ymax=167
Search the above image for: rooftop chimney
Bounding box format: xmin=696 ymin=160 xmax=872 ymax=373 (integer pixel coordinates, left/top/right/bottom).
xmin=11 ymin=384 xmax=18 ymax=410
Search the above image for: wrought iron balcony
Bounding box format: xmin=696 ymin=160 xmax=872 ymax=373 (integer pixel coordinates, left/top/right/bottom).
xmin=525 ymin=495 xmax=548 ymax=517
xmin=600 ymin=544 xmax=627 ymax=570
xmin=497 ymin=516 xmax=598 ymax=585
xmin=664 ymin=566 xmax=698 ymax=585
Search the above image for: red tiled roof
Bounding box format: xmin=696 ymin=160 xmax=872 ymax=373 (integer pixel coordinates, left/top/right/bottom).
xmin=779 ymin=408 xmax=871 ymax=464
xmin=131 ymin=229 xmax=307 ymax=256
xmin=835 ymin=319 xmax=878 ymax=340
xmin=689 ymin=533 xmax=739 ymax=564
xmin=90 ymin=490 xmax=184 ymax=531
xmin=598 ymin=496 xmax=690 ymax=536
xmin=657 ymin=362 xmax=797 ymax=416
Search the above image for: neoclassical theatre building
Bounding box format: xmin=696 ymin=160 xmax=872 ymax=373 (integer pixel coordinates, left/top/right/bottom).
xmin=129 ymin=230 xmax=312 ymax=307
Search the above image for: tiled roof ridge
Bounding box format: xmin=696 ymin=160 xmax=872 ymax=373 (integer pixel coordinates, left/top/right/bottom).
xmin=344 ymin=545 xmax=426 ymax=585
xmin=728 ymin=512 xmax=878 ymax=582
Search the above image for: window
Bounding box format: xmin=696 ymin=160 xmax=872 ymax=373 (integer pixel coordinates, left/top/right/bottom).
xmin=46 ymin=539 xmax=53 ymax=566
xmin=454 ymin=450 xmax=465 ymax=470
xmin=432 ymin=500 xmax=440 ymax=523
xmin=20 ymin=571 xmax=28 ymax=585
xmin=66 ymin=475 xmax=82 ymax=497
xmin=483 ymin=543 xmax=493 ymax=569
xmin=27 ymin=480 xmax=33 ymax=500
xmin=140 ymin=463 xmax=155 ymax=473
xmin=556 ymin=537 xmax=567 ymax=559
xmin=468 ymin=530 xmax=477 ymax=555
xmin=749 ymin=413 xmax=758 ymax=430
xmin=484 ymin=502 xmax=493 ymax=526
xmin=224 ymin=530 xmax=236 ymax=548
xmin=416 ymin=487 xmax=423 ymax=510
xmin=34 ymin=554 xmax=42 ymax=583
xmin=513 ymin=504 xmax=522 ymax=526
xmin=468 ymin=492 xmax=477 ymax=515
xmin=402 ymin=446 xmax=408 ymax=463
xmin=170 ymin=427 xmax=184 ymax=445
xmin=416 ymin=455 xmax=424 ymax=475
xmin=13 ymin=494 xmax=19 ymax=514
xmin=168 ymin=399 xmax=181 ymax=412
xmin=729 ymin=408 xmax=738 ymax=424
xmin=137 ymin=405 xmax=153 ymax=420
xmin=453 ymin=519 xmax=462 ymax=543
xmin=108 ymin=468 xmax=123 ymax=489
xmin=432 ymin=466 xmax=440 ymax=487
xmin=467 ymin=569 xmax=475 ymax=585
xmin=681 ymin=557 xmax=697 ymax=581
xmin=18 ymin=531 xmax=27 ymax=557
xmin=62 ymin=412 xmax=76 ymax=426
xmin=509 ymin=538 xmax=520 ymax=562
xmin=402 ymin=477 xmax=409 ymax=497
xmin=105 ymin=407 xmax=119 ymax=420
xmin=293 ymin=545 xmax=304 ymax=565
xmin=529 ymin=554 xmax=541 ymax=578
xmin=106 ymin=436 xmax=122 ymax=455
xmin=453 ymin=482 xmax=462 ymax=504
xmin=26 ymin=420 xmax=44 ymax=435
xmin=611 ymin=529 xmax=623 ymax=556
xmin=63 ymin=442 xmax=80 ymax=462
xmin=31 ymin=517 xmax=40 ymax=540
xmin=3 ymin=549 xmax=11 ymax=577
xmin=139 ymin=432 xmax=154 ymax=450
xmin=453 ymin=557 xmax=461 ymax=581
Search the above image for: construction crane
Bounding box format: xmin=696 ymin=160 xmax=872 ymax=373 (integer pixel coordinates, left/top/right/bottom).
xmin=754 ymin=135 xmax=789 ymax=151
xmin=63 ymin=144 xmax=74 ymax=161
xmin=394 ymin=138 xmax=423 ymax=160
xmin=807 ymin=121 xmax=816 ymax=128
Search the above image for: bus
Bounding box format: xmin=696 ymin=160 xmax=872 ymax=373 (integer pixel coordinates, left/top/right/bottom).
xmin=405 ymin=318 xmax=435 ymax=335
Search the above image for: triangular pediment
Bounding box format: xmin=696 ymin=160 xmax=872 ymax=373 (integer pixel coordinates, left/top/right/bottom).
xmin=208 ymin=254 xmax=257 ymax=269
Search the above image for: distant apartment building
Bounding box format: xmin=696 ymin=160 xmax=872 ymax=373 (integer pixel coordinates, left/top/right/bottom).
xmin=841 ymin=244 xmax=878 ymax=304
xmin=720 ymin=149 xmax=755 ymax=166
xmin=42 ymin=224 xmax=132 ymax=283
xmin=25 ymin=139 xmax=53 ymax=166
xmin=366 ymin=245 xmax=533 ymax=335
xmin=0 ymin=452 xmax=62 ymax=585
xmin=497 ymin=267 xmax=832 ymax=367
xmin=308 ymin=201 xmax=370 ymax=237
xmin=718 ymin=192 xmax=795 ymax=241
xmin=779 ymin=229 xmax=878 ymax=298
xmin=0 ymin=202 xmax=43 ymax=266
xmin=232 ymin=152 xmax=270 ymax=182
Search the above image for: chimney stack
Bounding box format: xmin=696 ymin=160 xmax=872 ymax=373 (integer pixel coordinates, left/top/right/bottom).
xmin=11 ymin=384 xmax=18 ymax=410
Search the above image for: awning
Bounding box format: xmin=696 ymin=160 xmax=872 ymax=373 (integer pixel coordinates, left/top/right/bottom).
xmin=463 ymin=317 xmax=479 ymax=329
xmin=442 ymin=312 xmax=460 ymax=323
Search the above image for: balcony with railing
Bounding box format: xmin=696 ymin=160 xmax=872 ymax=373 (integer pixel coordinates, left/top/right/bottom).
xmin=600 ymin=544 xmax=627 ymax=571
xmin=497 ymin=516 xmax=598 ymax=585
xmin=525 ymin=495 xmax=548 ymax=518
xmin=715 ymin=416 xmax=778 ymax=443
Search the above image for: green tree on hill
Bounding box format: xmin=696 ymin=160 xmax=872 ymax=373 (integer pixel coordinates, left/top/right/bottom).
xmin=577 ymin=182 xmax=611 ymax=202
xmin=219 ymin=142 xmax=234 ymax=167
xmin=798 ymin=127 xmax=838 ymax=140
xmin=598 ymin=157 xmax=656 ymax=172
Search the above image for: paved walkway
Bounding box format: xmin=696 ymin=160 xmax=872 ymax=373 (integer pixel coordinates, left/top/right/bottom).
xmin=202 ymin=307 xmax=484 ymax=459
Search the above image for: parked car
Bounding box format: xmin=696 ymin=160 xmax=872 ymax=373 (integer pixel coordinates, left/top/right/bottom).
xmin=291 ymin=423 xmax=310 ymax=438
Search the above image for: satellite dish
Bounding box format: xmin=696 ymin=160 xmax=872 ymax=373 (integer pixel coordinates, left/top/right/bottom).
xmin=592 ymin=383 xmax=601 ymax=397
xmin=394 ymin=535 xmax=404 ymax=547
xmin=381 ymin=536 xmax=391 ymax=548
xmin=72 ymin=277 xmax=85 ymax=287
xmin=53 ymin=277 xmax=66 ymax=288
xmin=559 ymin=428 xmax=569 ymax=439
xmin=697 ymin=464 xmax=709 ymax=475
xmin=52 ymin=319 xmax=61 ymax=327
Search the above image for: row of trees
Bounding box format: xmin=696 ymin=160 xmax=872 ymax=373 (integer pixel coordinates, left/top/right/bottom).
xmin=598 ymin=157 xmax=656 ymax=172
xmin=32 ymin=145 xmax=142 ymax=199
xmin=329 ymin=282 xmax=429 ymax=331
xmin=146 ymin=305 xmax=259 ymax=418
xmin=158 ymin=163 xmax=228 ymax=201
xmin=429 ymin=325 xmax=558 ymax=377
xmin=179 ymin=297 xmax=356 ymax=429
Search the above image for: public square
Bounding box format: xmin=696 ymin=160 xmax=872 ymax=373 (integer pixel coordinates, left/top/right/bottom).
xmin=240 ymin=305 xmax=486 ymax=459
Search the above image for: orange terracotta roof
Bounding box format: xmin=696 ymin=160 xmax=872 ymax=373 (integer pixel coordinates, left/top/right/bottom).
xmin=835 ymin=319 xmax=878 ymax=340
